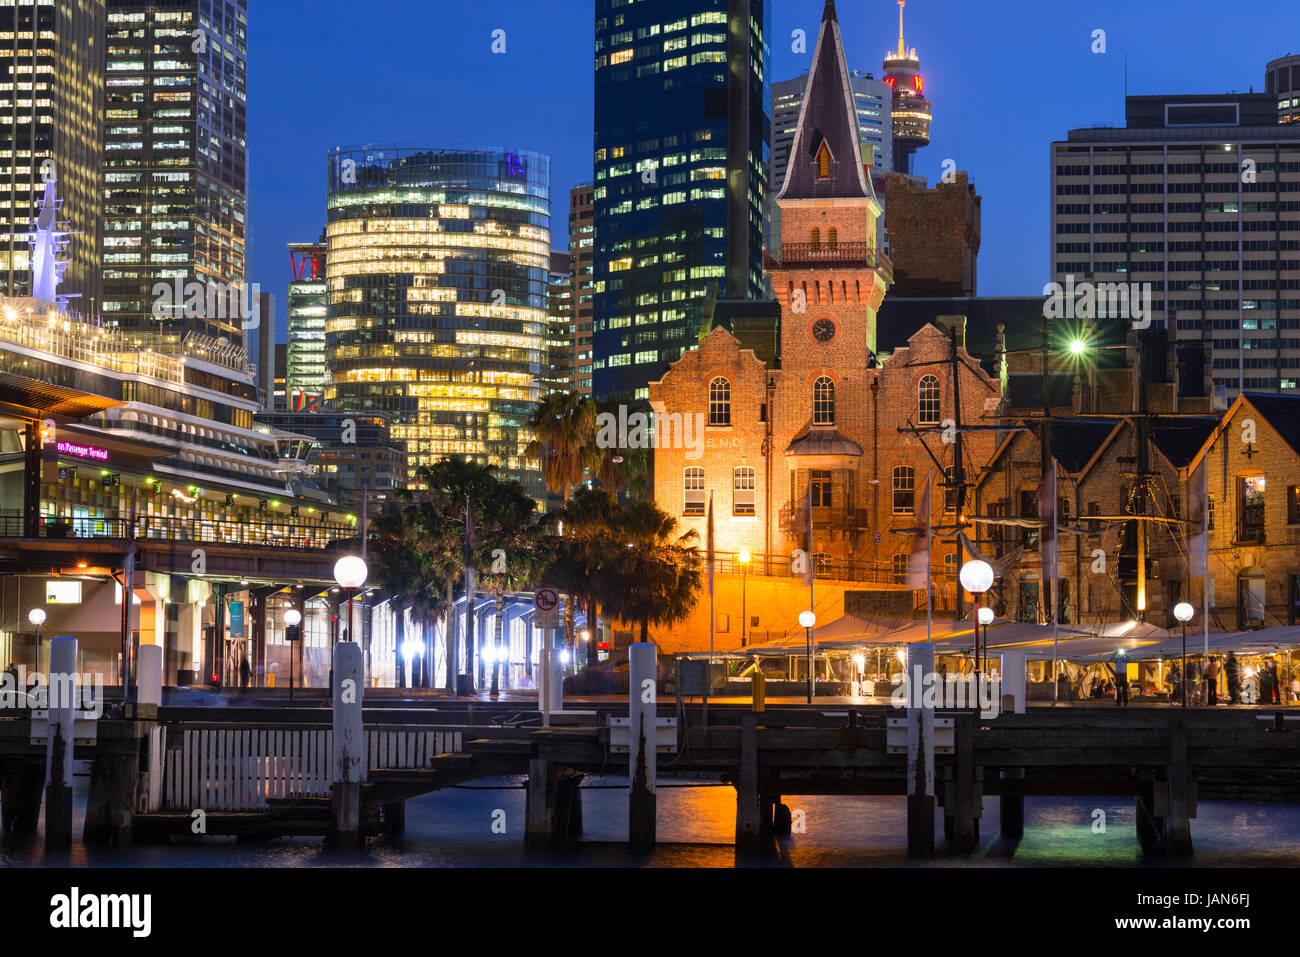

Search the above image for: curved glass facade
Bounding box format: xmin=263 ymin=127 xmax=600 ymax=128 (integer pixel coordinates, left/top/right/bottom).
xmin=325 ymin=147 xmax=550 ymax=497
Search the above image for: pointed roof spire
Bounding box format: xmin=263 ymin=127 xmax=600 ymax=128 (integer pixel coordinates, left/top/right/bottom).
xmin=776 ymin=0 xmax=873 ymax=202
xmin=897 ymin=1 xmax=907 ymax=59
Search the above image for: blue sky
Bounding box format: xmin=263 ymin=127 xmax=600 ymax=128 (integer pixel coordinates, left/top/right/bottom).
xmin=248 ymin=0 xmax=1297 ymax=342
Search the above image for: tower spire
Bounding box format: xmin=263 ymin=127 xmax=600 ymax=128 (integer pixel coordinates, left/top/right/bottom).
xmin=898 ymin=0 xmax=907 ymax=59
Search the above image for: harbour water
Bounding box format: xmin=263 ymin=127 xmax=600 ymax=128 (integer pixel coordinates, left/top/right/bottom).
xmin=5 ymin=774 xmax=1300 ymax=867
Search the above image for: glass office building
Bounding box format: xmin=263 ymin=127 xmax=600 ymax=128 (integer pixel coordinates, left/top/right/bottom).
xmin=102 ymin=0 xmax=249 ymax=347
xmin=592 ymin=0 xmax=771 ymax=398
xmin=287 ymin=240 xmax=327 ymax=408
xmin=324 ymin=147 xmax=549 ymax=497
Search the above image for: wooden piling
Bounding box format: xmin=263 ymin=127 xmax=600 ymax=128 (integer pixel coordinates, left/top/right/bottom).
xmin=525 ymin=757 xmax=554 ymax=849
xmin=84 ymin=753 xmax=140 ymax=845
xmin=1164 ymin=718 xmax=1193 ymax=854
xmin=950 ymin=714 xmax=980 ymax=852
xmin=44 ymin=637 xmax=77 ymax=850
xmin=999 ymin=768 xmax=1025 ymax=839
xmin=734 ymin=712 xmax=761 ymax=851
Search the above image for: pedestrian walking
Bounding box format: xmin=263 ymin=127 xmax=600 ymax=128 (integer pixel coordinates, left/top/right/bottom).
xmin=1225 ymin=652 xmax=1242 ymax=705
xmin=1205 ymin=656 xmax=1221 ymax=706
xmin=239 ymin=655 xmax=251 ymax=691
xmin=1267 ymin=659 xmax=1281 ymax=705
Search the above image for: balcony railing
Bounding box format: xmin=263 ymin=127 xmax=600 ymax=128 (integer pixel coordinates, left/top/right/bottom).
xmin=0 ymin=515 xmax=349 ymax=550
xmin=779 ymin=502 xmax=872 ymax=533
xmin=766 ymin=242 xmax=893 ymax=274
xmin=703 ymin=550 xmax=903 ymax=587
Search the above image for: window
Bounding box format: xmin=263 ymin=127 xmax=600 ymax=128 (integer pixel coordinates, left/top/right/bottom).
xmin=813 ymin=376 xmax=835 ymax=425
xmin=1019 ymin=489 xmax=1040 ymax=549
xmin=1238 ymin=475 xmax=1266 ymax=543
xmin=708 ymin=377 xmax=731 ymax=425
xmin=919 ymin=375 xmax=941 ymax=425
xmin=827 ymin=227 xmax=838 ymax=250
xmin=893 ymin=466 xmax=915 ymax=515
xmin=733 ymin=467 xmax=756 ymax=516
xmin=810 ymin=469 xmax=833 ymax=507
xmin=814 ymin=552 xmax=835 ymax=578
xmin=810 ymin=227 xmax=820 ymax=250
xmin=1289 ymin=485 xmax=1300 ymax=524
xmin=892 ymin=553 xmax=909 ymax=585
xmin=683 ymin=467 xmax=705 ymax=515
xmin=817 ymin=143 xmax=830 ymax=179
xmin=1238 ymin=575 xmax=1266 ymax=628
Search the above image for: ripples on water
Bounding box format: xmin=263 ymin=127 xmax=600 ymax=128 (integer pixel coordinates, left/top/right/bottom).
xmin=5 ymin=775 xmax=1299 ymax=868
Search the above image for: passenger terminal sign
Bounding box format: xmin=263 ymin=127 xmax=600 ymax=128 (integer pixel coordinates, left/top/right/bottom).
xmin=535 ymin=588 xmax=558 ymax=629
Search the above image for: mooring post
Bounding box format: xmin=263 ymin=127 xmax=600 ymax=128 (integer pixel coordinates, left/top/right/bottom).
xmin=735 ymin=711 xmax=761 ymax=852
xmin=137 ymin=643 xmax=162 ymax=713
xmin=999 ymin=768 xmax=1025 ymax=838
xmin=952 ymin=713 xmax=979 ymax=853
xmin=44 ymin=636 xmax=77 ymax=850
xmin=330 ymin=641 xmax=364 ymax=847
xmin=906 ymin=643 xmax=937 ymax=857
xmin=628 ymin=642 xmax=657 ymax=852
xmin=525 ymin=757 xmax=555 ymax=848
xmin=1165 ymin=718 xmax=1193 ymax=854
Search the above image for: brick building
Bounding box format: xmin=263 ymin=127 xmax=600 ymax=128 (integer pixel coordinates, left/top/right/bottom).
xmin=642 ymin=5 xmax=1001 ymax=652
xmin=883 ymin=171 xmax=981 ymax=298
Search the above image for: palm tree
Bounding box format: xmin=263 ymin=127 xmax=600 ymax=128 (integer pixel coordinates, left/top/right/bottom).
xmin=582 ymin=394 xmax=651 ymax=500
xmin=597 ymin=500 xmax=703 ymax=644
xmin=548 ymin=486 xmax=622 ymax=669
xmin=526 ymin=391 xmax=595 ymax=503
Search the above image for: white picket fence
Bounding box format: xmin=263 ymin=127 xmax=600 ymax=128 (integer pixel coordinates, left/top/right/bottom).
xmin=160 ymin=726 xmax=463 ymax=812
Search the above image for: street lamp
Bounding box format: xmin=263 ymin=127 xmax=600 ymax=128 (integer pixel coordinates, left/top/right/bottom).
xmin=960 ymin=560 xmax=994 ymax=703
xmin=738 ymin=550 xmax=751 ymax=647
xmin=978 ymin=606 xmax=994 ymax=676
xmin=333 ymin=555 xmax=368 ymax=650
xmin=1174 ymin=601 xmax=1194 ymax=708
xmin=28 ymin=608 xmax=45 ymax=671
xmin=284 ymin=608 xmax=302 ymax=704
xmin=799 ymin=609 xmax=816 ymax=704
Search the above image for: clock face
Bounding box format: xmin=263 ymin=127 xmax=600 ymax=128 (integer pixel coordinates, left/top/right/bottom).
xmin=812 ymin=318 xmax=836 ymax=343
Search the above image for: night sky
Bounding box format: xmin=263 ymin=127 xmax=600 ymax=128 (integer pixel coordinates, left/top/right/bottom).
xmin=248 ymin=0 xmax=1297 ymax=343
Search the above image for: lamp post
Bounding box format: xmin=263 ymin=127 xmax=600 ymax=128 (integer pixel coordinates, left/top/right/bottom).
xmin=799 ymin=609 xmax=816 ymax=704
xmin=1174 ymin=601 xmax=1194 ymax=708
xmin=28 ymin=608 xmax=45 ymax=672
xmin=283 ymin=608 xmax=302 ymax=704
xmin=959 ymin=560 xmax=994 ymax=704
xmin=333 ymin=554 xmax=368 ymax=646
xmin=978 ymin=606 xmax=994 ymax=677
xmin=738 ymin=550 xmax=751 ymax=647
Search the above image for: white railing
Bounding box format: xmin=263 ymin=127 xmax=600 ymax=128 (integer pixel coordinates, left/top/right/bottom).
xmin=160 ymin=726 xmax=463 ymax=812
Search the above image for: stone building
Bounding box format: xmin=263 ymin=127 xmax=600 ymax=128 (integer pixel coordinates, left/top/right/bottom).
xmin=641 ymin=4 xmax=1001 ymax=653
xmin=883 ymin=171 xmax=981 ymax=298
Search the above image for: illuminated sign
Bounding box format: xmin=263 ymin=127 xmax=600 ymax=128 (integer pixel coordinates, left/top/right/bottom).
xmin=913 ymin=75 xmax=924 ymax=93
xmin=45 ymin=580 xmax=82 ymax=605
xmin=56 ymin=441 xmax=109 ymax=462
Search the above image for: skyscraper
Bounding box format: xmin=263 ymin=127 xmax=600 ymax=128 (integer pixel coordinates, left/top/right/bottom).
xmin=569 ymin=184 xmax=595 ymax=395
xmin=287 ymin=239 xmax=326 ymax=409
xmin=1268 ymin=54 xmax=1300 ymax=126
xmin=325 ymin=146 xmax=549 ymax=497
xmin=592 ymin=0 xmax=770 ymax=398
xmin=543 ymin=250 xmax=573 ymax=395
xmin=102 ymin=0 xmax=249 ymax=346
xmin=882 ymin=0 xmax=931 ymax=175
xmin=0 ymin=0 xmax=105 ymax=313
xmin=1052 ymin=93 xmax=1300 ymax=401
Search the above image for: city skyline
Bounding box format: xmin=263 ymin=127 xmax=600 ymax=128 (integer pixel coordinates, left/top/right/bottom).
xmin=247 ymin=0 xmax=1295 ymax=344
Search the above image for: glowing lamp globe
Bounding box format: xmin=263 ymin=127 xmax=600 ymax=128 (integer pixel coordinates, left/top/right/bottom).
xmin=283 ymin=609 xmax=302 ymax=627
xmin=959 ymin=560 xmax=994 ymax=595
xmin=978 ymin=607 xmax=994 ymax=626
xmin=28 ymin=608 xmax=46 ymax=627
xmin=333 ymin=555 xmax=368 ymax=589
xmin=798 ymin=610 xmax=816 ymax=629
xmin=1173 ymin=602 xmax=1194 ymax=624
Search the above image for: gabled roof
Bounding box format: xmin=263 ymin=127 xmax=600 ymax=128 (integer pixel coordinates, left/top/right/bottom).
xmin=1053 ymin=419 xmax=1122 ymax=474
xmin=1184 ymin=392 xmax=1300 ymax=476
xmin=1149 ymin=418 xmax=1219 ymax=470
xmin=775 ymin=1 xmax=874 ymax=202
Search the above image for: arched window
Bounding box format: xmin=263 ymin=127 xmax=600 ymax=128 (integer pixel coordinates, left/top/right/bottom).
xmin=708 ymin=377 xmax=731 ymax=426
xmin=683 ymin=467 xmax=706 ymax=516
xmin=817 ymin=144 xmax=831 ymax=179
xmin=810 ymin=227 xmax=821 ymax=250
xmin=813 ymin=376 xmax=835 ymax=425
xmin=827 ymin=227 xmax=838 ymax=250
xmin=892 ymin=553 xmax=910 ymax=585
xmin=893 ymin=466 xmax=915 ymax=515
xmin=919 ymin=374 xmax=941 ymax=425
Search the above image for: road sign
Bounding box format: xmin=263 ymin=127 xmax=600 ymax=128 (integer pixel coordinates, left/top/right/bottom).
xmin=535 ymin=588 xmax=559 ymax=629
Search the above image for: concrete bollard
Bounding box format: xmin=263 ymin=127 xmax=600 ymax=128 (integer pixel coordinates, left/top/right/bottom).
xmin=331 ymin=641 xmax=364 ymax=847
xmin=548 ymin=648 xmax=563 ymax=715
xmin=999 ymin=651 xmax=1027 ymax=714
xmin=45 ymin=636 xmax=77 ymax=850
xmin=538 ymin=647 xmax=550 ymax=727
xmin=628 ymin=642 xmax=657 ymax=852
xmin=137 ymin=644 xmax=162 ymax=708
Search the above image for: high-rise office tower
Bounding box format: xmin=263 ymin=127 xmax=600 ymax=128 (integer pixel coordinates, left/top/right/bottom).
xmin=1052 ymin=94 xmax=1300 ymax=402
xmin=325 ymin=147 xmax=550 ymax=497
xmin=1268 ymin=55 xmax=1300 ymax=126
xmin=0 ymin=0 xmax=105 ymax=313
xmin=102 ymin=0 xmax=248 ymax=347
xmin=592 ymin=0 xmax=770 ymax=398
xmin=287 ymin=239 xmax=326 ymax=409
xmin=543 ymin=250 xmax=573 ymax=395
xmin=569 ymin=184 xmax=594 ymax=395
xmin=882 ymin=0 xmax=931 ymax=175
xmin=770 ymin=69 xmax=892 ymax=248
